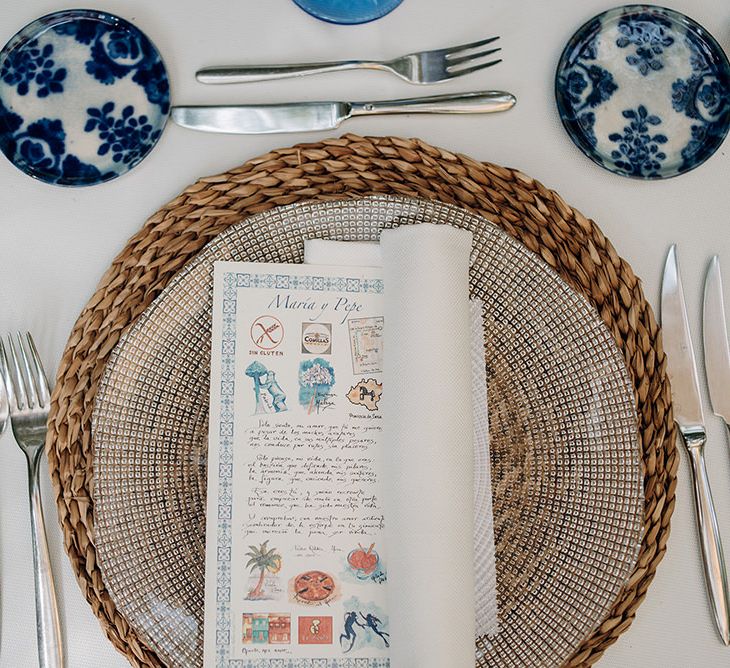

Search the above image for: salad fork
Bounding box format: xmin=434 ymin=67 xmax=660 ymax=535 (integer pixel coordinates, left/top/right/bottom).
xmin=196 ymin=35 xmax=501 ymax=85
xmin=0 ymin=333 xmax=64 ymax=668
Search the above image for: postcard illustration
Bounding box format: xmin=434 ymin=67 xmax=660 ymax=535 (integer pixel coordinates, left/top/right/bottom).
xmin=242 ymin=613 xmax=291 ymax=644
xmin=298 ymin=615 xmax=334 ymax=644
xmin=348 ymin=316 xmax=383 ymax=375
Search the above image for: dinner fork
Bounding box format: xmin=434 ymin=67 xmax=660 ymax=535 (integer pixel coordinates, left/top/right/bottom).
xmin=0 ymin=373 xmax=8 ymax=437
xmin=196 ymin=35 xmax=501 ymax=85
xmin=0 ymin=333 xmax=64 ymax=668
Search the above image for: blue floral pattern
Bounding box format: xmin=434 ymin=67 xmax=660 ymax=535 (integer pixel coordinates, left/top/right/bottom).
xmin=671 ymin=41 xmax=730 ymax=171
xmin=85 ymin=102 xmax=162 ymax=165
xmin=53 ymin=20 xmax=169 ymax=114
xmin=0 ymin=10 xmax=169 ymax=186
xmin=52 ymin=19 xmax=100 ymax=45
xmin=608 ymin=105 xmax=667 ymax=177
xmin=556 ymin=19 xmax=618 ymax=148
xmin=616 ymin=12 xmax=674 ymax=75
xmin=0 ymin=99 xmax=114 ymax=185
xmin=556 ymin=6 xmax=730 ymax=179
xmin=0 ymin=40 xmax=66 ymax=97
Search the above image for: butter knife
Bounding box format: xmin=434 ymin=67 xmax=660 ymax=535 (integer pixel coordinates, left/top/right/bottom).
xmin=171 ymin=91 xmax=516 ymax=134
xmin=661 ymin=245 xmax=730 ymax=645
xmin=704 ymin=256 xmax=730 ymax=435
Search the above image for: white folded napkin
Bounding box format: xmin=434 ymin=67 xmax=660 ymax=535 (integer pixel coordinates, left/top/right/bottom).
xmin=304 ymin=238 xmax=382 ymax=266
xmin=380 ymin=224 xmax=475 ymax=668
xmin=304 ymin=224 xmax=498 ymax=667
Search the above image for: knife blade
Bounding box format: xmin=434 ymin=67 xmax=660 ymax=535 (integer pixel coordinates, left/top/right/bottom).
xmin=661 ymin=244 xmax=730 ymax=646
xmin=661 ymin=245 xmax=705 ymax=430
xmin=171 ymin=91 xmax=516 ymax=134
xmin=703 ymin=256 xmax=730 ymax=426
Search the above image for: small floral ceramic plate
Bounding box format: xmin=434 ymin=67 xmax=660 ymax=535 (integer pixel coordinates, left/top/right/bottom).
xmin=0 ymin=9 xmax=170 ymax=186
xmin=555 ymin=5 xmax=730 ymax=179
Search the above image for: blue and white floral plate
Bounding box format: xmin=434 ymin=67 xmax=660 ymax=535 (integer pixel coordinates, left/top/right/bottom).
xmin=556 ymin=5 xmax=730 ymax=179
xmin=0 ymin=10 xmax=170 ymax=186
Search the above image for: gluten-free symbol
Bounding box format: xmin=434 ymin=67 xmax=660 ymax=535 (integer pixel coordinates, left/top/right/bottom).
xmin=251 ymin=315 xmax=284 ymax=350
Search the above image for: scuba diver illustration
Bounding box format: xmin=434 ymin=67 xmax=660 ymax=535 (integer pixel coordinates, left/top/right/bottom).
xmin=339 ymin=611 xmax=364 ymax=652
xmin=360 ymin=612 xmax=390 ymax=648
xmin=340 ymin=609 xmax=390 ymax=652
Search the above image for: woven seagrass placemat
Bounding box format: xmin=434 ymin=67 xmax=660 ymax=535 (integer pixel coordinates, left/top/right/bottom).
xmin=46 ymin=134 xmax=677 ymax=667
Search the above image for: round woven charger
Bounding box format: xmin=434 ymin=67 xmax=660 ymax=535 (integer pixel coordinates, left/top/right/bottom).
xmin=46 ymin=134 xmax=677 ymax=668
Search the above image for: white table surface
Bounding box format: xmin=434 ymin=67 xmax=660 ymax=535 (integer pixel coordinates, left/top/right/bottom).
xmin=1 ymin=0 xmax=729 ymax=666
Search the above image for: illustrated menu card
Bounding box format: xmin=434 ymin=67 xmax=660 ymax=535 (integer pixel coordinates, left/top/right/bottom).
xmin=205 ymin=261 xmax=389 ymax=667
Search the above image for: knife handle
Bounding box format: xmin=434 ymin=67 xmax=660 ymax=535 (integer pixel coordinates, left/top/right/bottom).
xmin=685 ymin=437 xmax=730 ymax=645
xmin=350 ymin=91 xmax=516 ymax=116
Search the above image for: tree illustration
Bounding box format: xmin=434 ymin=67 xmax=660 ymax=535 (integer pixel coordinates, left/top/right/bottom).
xmin=298 ymin=358 xmax=335 ymax=414
xmin=245 ymin=361 xmax=268 ymax=414
xmin=245 ymin=540 xmax=282 ymax=599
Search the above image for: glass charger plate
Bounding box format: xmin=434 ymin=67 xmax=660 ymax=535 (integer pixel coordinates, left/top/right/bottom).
xmin=91 ymin=195 xmax=643 ymax=668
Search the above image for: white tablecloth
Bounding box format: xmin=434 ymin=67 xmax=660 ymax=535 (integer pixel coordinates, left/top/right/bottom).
xmin=1 ymin=1 xmax=729 ymax=666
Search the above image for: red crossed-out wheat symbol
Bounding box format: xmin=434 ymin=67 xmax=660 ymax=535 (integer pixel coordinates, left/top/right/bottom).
xmin=251 ymin=316 xmax=283 ymax=349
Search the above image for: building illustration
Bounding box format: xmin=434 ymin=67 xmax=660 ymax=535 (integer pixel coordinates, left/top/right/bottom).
xmin=242 ymin=613 xmax=291 ymax=645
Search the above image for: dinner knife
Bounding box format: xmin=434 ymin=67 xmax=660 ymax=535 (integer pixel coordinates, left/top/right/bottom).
xmin=661 ymin=245 xmax=730 ymax=645
xmin=703 ymin=256 xmax=730 ymax=434
xmin=171 ymin=91 xmax=516 ymax=134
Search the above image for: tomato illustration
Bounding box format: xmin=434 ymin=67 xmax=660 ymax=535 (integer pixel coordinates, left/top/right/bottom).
xmin=347 ymin=543 xmax=379 ymax=577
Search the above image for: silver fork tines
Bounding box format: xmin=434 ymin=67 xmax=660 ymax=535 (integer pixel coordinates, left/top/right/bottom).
xmin=11 ymin=333 xmax=36 ymax=409
xmin=0 ymin=371 xmax=8 ymax=437
xmin=0 ymin=332 xmax=64 ymax=668
xmin=442 ymin=36 xmax=502 ymax=76
xmin=2 ymin=333 xmax=50 ymax=444
xmin=196 ymin=35 xmax=502 ymax=85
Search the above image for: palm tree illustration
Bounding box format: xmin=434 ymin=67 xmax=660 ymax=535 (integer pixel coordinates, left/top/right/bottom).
xmin=245 ymin=540 xmax=282 ymax=599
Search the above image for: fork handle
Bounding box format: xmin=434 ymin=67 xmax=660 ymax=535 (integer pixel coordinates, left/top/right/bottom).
xmin=27 ymin=451 xmax=65 ymax=668
xmin=196 ymin=60 xmax=388 ymax=84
